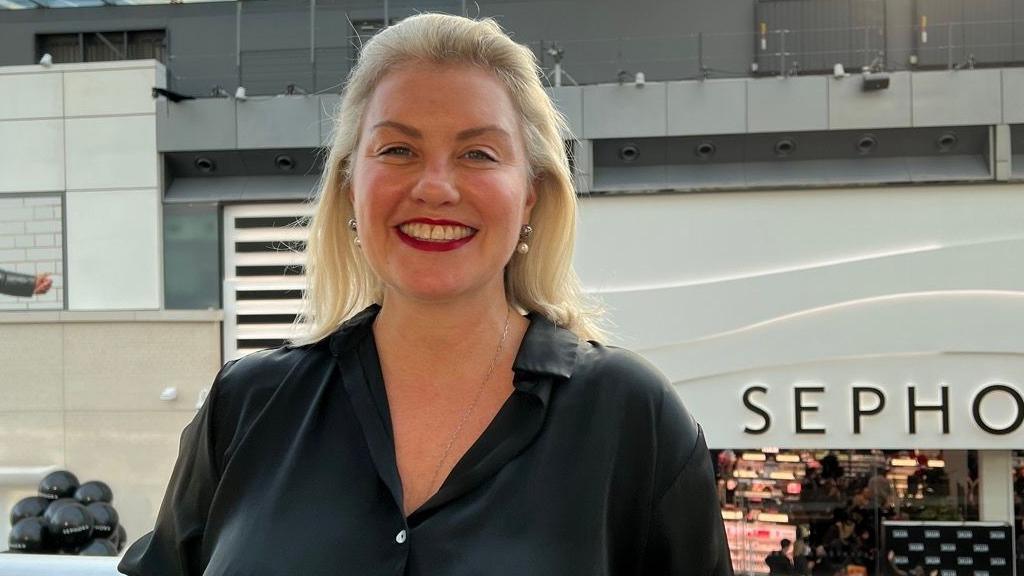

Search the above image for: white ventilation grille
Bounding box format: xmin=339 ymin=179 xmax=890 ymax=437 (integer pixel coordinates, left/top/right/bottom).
xmin=223 ymin=203 xmax=313 ymax=360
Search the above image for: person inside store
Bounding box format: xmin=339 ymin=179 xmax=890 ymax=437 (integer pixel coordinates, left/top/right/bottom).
xmin=0 ymin=267 xmax=51 ymax=297
xmin=765 ymin=538 xmax=795 ymax=574
xmin=118 ymin=12 xmax=732 ymax=576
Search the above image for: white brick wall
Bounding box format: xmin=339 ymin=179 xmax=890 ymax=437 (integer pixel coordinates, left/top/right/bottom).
xmin=0 ymin=195 xmax=63 ymax=310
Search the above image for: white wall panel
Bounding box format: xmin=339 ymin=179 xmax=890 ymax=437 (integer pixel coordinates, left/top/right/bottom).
xmin=746 ymin=76 xmax=828 ymax=133
xmin=63 ymin=67 xmax=159 ymax=117
xmin=575 ymin=183 xmax=1024 ymax=448
xmin=0 ymin=72 xmax=63 ymax=120
xmin=65 ymin=115 xmax=157 ymax=190
xmin=66 ymin=188 xmax=160 ymax=310
xmin=1002 ymin=69 xmax=1024 ymax=125
xmin=666 ymin=79 xmax=747 ymax=136
xmin=829 ymin=71 xmax=912 ymax=130
xmin=581 ymin=83 xmax=667 ymax=139
xmin=912 ymin=69 xmax=1003 ymax=127
xmin=0 ymin=119 xmax=64 ymax=193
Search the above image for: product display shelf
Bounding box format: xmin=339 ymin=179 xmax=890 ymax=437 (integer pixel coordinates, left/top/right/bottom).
xmin=724 ymin=520 xmax=797 ymax=575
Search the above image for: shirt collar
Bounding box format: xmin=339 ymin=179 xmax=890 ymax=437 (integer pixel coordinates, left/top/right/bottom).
xmin=328 ymin=304 xmax=579 ymax=382
xmin=513 ymin=311 xmax=579 ymax=382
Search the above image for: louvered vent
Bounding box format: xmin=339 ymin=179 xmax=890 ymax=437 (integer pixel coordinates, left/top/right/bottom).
xmin=223 ymin=203 xmax=314 ymax=360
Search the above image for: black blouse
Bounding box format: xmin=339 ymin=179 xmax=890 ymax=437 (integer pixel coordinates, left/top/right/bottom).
xmin=118 ymin=305 xmax=732 ymax=576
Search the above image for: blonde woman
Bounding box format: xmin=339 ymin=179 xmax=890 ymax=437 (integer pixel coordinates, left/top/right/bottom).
xmin=120 ymin=13 xmax=730 ymax=576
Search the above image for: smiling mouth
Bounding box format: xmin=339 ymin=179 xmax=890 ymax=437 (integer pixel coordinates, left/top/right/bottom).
xmin=398 ymin=222 xmax=477 ymax=242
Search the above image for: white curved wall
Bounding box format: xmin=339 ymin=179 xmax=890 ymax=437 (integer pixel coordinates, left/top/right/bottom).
xmin=577 ymin=184 xmax=1024 ymax=448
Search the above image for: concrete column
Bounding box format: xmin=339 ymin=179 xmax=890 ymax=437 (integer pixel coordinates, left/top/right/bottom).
xmin=992 ymin=124 xmax=1012 ymax=181
xmin=978 ymin=449 xmax=1014 ymax=523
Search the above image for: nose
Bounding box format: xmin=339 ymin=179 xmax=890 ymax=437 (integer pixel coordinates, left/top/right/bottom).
xmin=410 ymin=156 xmax=459 ymax=206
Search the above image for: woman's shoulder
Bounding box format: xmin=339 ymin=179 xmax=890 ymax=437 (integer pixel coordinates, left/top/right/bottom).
xmin=570 ymin=340 xmax=701 ymax=464
xmin=217 ymin=341 xmax=328 ymax=395
xmin=209 ymin=342 xmax=332 ymax=430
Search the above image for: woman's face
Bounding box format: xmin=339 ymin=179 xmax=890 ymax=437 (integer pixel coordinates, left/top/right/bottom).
xmin=350 ymin=63 xmax=535 ymax=304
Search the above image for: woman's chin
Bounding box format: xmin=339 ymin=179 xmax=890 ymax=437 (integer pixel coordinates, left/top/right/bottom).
xmin=383 ymin=276 xmax=501 ymax=305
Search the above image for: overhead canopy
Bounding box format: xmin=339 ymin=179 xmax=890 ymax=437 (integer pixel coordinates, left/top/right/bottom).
xmin=165 ymin=175 xmax=319 ymax=204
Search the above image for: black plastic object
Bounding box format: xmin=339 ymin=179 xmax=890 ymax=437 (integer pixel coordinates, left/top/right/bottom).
xmin=78 ymin=538 xmax=117 ymax=556
xmin=10 ymin=496 xmax=50 ymax=525
xmin=85 ymin=502 xmax=118 ymax=539
xmin=74 ymin=481 xmax=113 ymax=504
xmin=46 ymin=502 xmax=94 ymax=551
xmin=8 ymin=517 xmax=50 ymax=553
xmin=38 ymin=470 xmax=80 ymax=501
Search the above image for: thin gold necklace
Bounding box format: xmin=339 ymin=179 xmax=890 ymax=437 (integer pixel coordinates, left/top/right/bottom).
xmin=424 ymin=306 xmax=512 ymax=500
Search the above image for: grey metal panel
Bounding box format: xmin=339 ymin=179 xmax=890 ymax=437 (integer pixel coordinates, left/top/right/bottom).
xmin=915 ymin=0 xmax=964 ymax=68
xmin=850 ymin=0 xmax=886 ymax=70
xmin=581 ymin=83 xmax=667 ymax=139
xmin=593 ymin=153 xmax=991 ymax=192
xmin=592 ymin=138 xmax=668 ymax=167
xmin=829 ymin=71 xmax=912 ymax=129
xmin=993 ymin=124 xmax=1012 ymax=180
xmin=1016 ymin=0 xmax=1024 ymax=62
xmin=165 ymin=175 xmax=318 ymax=203
xmin=886 ymin=0 xmax=916 ymax=69
xmin=798 ymin=0 xmax=850 ymax=73
xmin=906 ymin=154 xmax=991 ymax=181
xmin=666 ymin=78 xmax=747 ymax=136
xmin=911 ymin=69 xmax=1003 ymax=126
xmin=236 ymin=95 xmax=321 ymax=149
xmin=1002 ymin=69 xmax=1024 ymax=124
xmin=755 ymin=0 xmax=804 ymax=75
xmin=591 ymin=165 xmax=669 ymax=192
xmin=318 ymin=94 xmax=340 ymax=147
xmin=156 ymin=98 xmax=237 ymax=152
xmin=746 ymin=75 xmax=828 ymax=132
xmin=546 ymin=86 xmax=583 ymax=139
xmin=240 ymin=174 xmax=319 ymax=201
xmin=962 ymin=0 xmax=1013 ymax=65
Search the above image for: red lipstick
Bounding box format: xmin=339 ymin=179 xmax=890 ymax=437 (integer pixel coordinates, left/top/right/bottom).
xmin=396 ymin=218 xmax=477 ymax=252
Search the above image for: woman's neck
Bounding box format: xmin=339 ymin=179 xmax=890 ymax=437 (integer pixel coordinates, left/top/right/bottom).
xmin=372 ymin=289 xmax=517 ymax=378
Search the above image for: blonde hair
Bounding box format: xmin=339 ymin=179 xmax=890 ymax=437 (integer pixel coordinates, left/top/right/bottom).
xmin=291 ymin=13 xmax=603 ymax=346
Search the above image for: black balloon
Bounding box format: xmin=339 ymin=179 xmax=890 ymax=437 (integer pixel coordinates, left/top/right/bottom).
xmin=78 ymin=538 xmax=117 ymax=556
xmin=85 ymin=502 xmax=118 ymax=539
xmin=113 ymin=524 xmax=127 ymax=552
xmin=42 ymin=498 xmax=77 ymax=525
xmin=74 ymin=481 xmax=113 ymax=505
xmin=10 ymin=496 xmax=49 ymax=525
xmin=8 ymin=517 xmax=50 ymax=554
xmin=46 ymin=502 xmax=94 ymax=551
xmin=38 ymin=470 xmax=79 ymax=501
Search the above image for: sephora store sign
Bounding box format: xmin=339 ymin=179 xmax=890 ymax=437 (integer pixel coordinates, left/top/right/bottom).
xmin=681 ymin=355 xmax=1024 ymax=449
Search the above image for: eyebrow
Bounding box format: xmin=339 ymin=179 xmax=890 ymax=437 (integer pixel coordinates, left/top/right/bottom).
xmin=371 ymin=121 xmax=512 ymax=142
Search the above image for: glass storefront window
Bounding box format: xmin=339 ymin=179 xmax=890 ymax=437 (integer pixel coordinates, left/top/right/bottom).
xmin=1014 ymin=450 xmax=1024 ymax=576
xmin=713 ymin=449 xmax=979 ymax=575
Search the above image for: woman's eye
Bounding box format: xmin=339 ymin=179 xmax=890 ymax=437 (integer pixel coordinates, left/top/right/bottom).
xmin=464 ymin=149 xmax=496 ymax=161
xmin=380 ymin=146 xmax=411 ymax=157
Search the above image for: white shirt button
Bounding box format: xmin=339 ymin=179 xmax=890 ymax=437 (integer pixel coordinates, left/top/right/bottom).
xmin=395 ymin=529 xmax=407 ymax=544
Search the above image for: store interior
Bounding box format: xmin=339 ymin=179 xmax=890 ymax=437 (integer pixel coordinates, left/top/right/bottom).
xmin=711 ymin=448 xmax=1024 ymax=575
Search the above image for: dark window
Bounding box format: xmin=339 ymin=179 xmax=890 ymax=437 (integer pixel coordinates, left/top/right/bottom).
xmin=36 ymin=30 xmax=166 ymax=64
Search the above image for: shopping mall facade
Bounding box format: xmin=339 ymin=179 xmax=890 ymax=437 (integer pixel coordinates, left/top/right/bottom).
xmin=0 ymin=1 xmax=1023 ymax=574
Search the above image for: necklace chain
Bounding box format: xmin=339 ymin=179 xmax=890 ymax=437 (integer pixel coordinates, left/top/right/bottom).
xmin=425 ymin=306 xmax=511 ymax=499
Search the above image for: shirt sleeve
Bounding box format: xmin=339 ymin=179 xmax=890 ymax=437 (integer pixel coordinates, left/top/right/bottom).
xmin=640 ymin=425 xmax=735 ymax=576
xmin=118 ymin=361 xmax=236 ymax=576
xmin=0 ymin=268 xmax=36 ymax=297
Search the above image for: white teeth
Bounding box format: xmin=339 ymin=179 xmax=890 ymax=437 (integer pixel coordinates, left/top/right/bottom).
xmin=399 ymin=222 xmax=475 ymax=242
